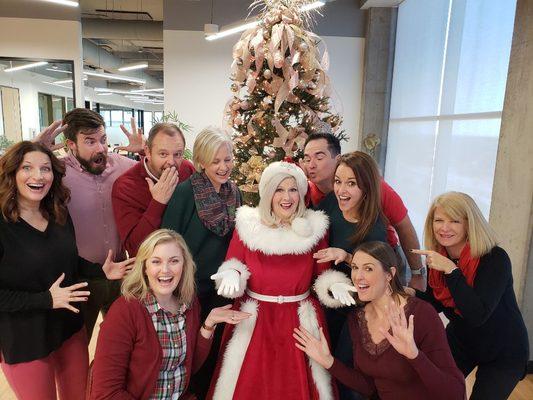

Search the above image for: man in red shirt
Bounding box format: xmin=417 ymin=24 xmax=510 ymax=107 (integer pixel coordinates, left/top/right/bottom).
xmin=302 ymin=133 xmax=426 ymax=290
xmin=112 ymin=123 xmax=196 ymax=256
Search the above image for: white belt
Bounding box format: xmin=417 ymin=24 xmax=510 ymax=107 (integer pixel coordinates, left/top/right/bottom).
xmin=246 ymin=289 xmax=310 ymax=304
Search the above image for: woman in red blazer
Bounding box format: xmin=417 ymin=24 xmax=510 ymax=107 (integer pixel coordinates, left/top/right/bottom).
xmin=90 ymin=229 xmax=250 ymax=400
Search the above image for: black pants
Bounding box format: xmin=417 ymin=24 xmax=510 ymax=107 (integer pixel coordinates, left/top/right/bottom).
xmin=451 ymin=336 xmax=527 ymax=400
xmin=81 ymin=278 xmax=121 ymax=341
xmin=189 ymin=290 xmax=232 ymax=400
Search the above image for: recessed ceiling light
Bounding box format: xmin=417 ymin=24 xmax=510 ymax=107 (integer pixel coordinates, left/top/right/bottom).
xmin=118 ymin=63 xmax=148 ymax=72
xmin=46 ymin=68 xmax=72 ymax=74
xmin=84 ymin=70 xmax=146 ymax=84
xmin=5 ymin=61 xmax=48 ymax=72
xmin=41 ymin=0 xmax=79 ymax=7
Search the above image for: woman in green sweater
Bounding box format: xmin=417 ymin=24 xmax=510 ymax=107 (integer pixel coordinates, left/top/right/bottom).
xmin=161 ymin=126 xmax=241 ymax=398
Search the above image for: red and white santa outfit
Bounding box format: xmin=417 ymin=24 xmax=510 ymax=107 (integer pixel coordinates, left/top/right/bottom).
xmin=208 ymin=162 xmax=337 ymax=400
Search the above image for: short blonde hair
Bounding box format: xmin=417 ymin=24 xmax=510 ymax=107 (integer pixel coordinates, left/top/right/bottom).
xmin=258 ymin=174 xmax=306 ymax=226
xmin=121 ymin=229 xmax=196 ymax=306
xmin=423 ymin=192 xmax=498 ymax=258
xmin=192 ymin=126 xmax=233 ymax=172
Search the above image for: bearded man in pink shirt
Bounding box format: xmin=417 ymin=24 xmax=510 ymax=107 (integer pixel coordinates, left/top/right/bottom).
xmin=36 ymin=108 xmax=143 ymax=339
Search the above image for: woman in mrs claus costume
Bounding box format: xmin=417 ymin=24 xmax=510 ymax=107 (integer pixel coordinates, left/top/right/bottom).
xmin=208 ymin=162 xmax=354 ymax=399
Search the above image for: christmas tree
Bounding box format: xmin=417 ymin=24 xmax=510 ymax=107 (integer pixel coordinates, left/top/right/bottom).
xmin=225 ymin=0 xmax=347 ymax=204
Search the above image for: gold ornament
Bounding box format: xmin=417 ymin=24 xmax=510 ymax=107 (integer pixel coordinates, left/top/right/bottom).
xmin=231 ymin=83 xmax=240 ymax=92
xmin=263 ymin=69 xmax=272 ymax=80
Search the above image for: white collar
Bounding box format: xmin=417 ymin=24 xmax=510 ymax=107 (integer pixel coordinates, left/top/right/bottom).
xmin=143 ymin=157 xmax=159 ymax=182
xmin=235 ymin=206 xmax=329 ymax=255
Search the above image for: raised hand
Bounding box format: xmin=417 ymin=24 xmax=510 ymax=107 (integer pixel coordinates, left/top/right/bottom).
xmin=211 ymin=269 xmax=240 ymax=297
xmin=49 ymin=273 xmax=90 ymax=313
xmin=293 ymin=326 xmax=334 ymax=369
xmin=380 ymin=300 xmax=419 ymax=359
xmin=330 ymin=282 xmax=357 ymax=306
xmin=313 ymin=247 xmax=350 ymax=265
xmin=34 ymin=120 xmax=67 ymax=151
xmin=411 ymin=249 xmax=457 ymax=274
xmin=102 ymin=250 xmax=135 ymax=280
xmin=146 ymin=166 xmax=179 ymax=205
xmin=116 ymin=117 xmax=145 ymax=153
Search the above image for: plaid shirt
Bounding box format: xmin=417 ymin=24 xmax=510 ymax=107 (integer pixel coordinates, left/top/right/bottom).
xmin=143 ymin=293 xmax=188 ymax=400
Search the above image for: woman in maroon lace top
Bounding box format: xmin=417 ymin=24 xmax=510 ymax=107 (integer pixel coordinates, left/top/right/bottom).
xmin=295 ymin=241 xmax=466 ymax=400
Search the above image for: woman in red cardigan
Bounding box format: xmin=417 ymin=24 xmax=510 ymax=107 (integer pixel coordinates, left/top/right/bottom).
xmin=90 ymin=229 xmax=250 ymax=400
xmin=296 ymin=241 xmax=466 ymax=400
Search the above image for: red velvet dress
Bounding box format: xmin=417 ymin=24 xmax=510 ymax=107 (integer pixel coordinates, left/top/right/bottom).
xmin=208 ymin=206 xmax=336 ymax=400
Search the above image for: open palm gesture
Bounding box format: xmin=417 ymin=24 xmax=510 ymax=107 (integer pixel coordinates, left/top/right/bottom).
xmin=380 ymin=301 xmax=419 ymax=359
xmin=34 ymin=120 xmax=67 ymax=151
xmin=293 ymin=326 xmax=334 ymax=369
xmin=116 ymin=117 xmax=145 ymax=153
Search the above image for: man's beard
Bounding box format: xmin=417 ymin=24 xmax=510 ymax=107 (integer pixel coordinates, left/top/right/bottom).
xmin=75 ymin=151 xmax=107 ymax=175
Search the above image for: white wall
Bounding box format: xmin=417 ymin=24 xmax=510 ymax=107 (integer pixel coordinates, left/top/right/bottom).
xmin=164 ymin=30 xmax=364 ymax=150
xmin=0 ymin=17 xmax=84 ymax=108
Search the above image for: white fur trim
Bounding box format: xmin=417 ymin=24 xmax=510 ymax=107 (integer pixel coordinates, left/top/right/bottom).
xmin=214 ymin=258 xmax=251 ymax=299
xmin=298 ymin=301 xmax=334 ymax=400
xmin=314 ymin=270 xmax=353 ymax=308
xmin=235 ymin=206 xmax=329 ymax=255
xmin=213 ymin=300 xmax=259 ymax=400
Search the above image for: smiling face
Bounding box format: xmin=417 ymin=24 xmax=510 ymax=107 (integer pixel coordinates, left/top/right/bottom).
xmin=201 ymin=144 xmax=233 ymax=192
xmin=145 ymin=241 xmax=184 ymax=304
xmin=15 ymin=151 xmax=54 ymax=207
xmin=433 ymin=206 xmax=468 ymax=257
xmin=145 ymin=131 xmax=185 ymax=178
xmin=67 ymin=126 xmax=108 ymax=175
xmin=351 ymin=250 xmax=394 ymax=303
xmin=334 ymin=163 xmax=364 ymax=219
xmin=271 ymin=177 xmax=299 ymax=223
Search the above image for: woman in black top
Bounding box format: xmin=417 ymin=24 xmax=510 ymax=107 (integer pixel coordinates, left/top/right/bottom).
xmin=313 ymin=151 xmax=387 ymax=400
xmin=411 ymin=191 xmax=528 ymax=400
xmin=0 ymin=142 xmax=132 ymax=400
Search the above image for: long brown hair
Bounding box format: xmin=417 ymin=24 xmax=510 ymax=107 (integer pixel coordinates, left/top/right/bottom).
xmin=337 ymin=152 xmax=384 ymax=246
xmin=0 ymin=141 xmax=70 ymax=224
xmin=352 ymin=241 xmax=406 ymax=303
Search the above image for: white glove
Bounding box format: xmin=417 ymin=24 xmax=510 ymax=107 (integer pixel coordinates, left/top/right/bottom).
xmin=211 ymin=269 xmax=240 ymax=297
xmin=330 ymin=282 xmax=357 ymax=306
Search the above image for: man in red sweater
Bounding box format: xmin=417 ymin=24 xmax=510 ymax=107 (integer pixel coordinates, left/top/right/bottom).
xmin=112 ymin=123 xmax=196 ymax=256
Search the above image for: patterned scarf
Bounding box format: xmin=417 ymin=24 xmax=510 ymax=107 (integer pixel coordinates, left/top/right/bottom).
xmin=429 ymin=243 xmax=480 ymax=315
xmin=190 ymin=172 xmax=240 ymax=237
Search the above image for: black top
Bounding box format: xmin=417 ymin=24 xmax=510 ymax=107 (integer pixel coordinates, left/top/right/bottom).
xmin=316 ymin=191 xmax=387 ymax=274
xmin=0 ymin=215 xmax=104 ymax=364
xmin=417 ymin=246 xmax=529 ymax=369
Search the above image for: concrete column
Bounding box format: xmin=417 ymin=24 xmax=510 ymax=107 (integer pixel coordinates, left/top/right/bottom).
xmin=489 ymin=0 xmax=533 ymax=309
xmin=358 ymin=7 xmax=397 ymax=170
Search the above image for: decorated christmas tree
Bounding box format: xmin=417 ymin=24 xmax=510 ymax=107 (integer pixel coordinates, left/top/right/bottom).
xmin=225 ymin=0 xmax=347 ymax=204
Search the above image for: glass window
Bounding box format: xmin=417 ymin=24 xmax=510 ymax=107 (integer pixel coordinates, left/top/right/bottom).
xmin=384 ymin=0 xmax=516 ymax=239
xmin=111 ymin=110 xmax=123 ymax=127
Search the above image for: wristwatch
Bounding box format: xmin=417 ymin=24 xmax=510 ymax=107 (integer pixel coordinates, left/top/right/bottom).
xmin=410 ymin=266 xmax=427 ymax=277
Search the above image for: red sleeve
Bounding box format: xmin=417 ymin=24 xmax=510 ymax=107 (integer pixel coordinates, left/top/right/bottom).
xmin=112 ymin=176 xmax=166 ymax=256
xmin=328 ymin=358 xmax=376 ymax=397
xmin=313 ymin=233 xmax=331 ymax=276
xmin=225 ymin=229 xmax=247 ymax=263
xmin=191 ymin=298 xmax=214 ymax=372
xmin=90 ymin=299 xmax=137 ymax=400
xmin=406 ymin=301 xmax=466 ymax=400
xmin=380 ymin=180 xmax=408 ymax=226
xmin=178 ymin=160 xmax=196 ymax=182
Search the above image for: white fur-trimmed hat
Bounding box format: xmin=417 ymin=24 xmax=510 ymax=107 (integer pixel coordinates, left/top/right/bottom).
xmin=259 ymin=161 xmax=308 ymax=198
